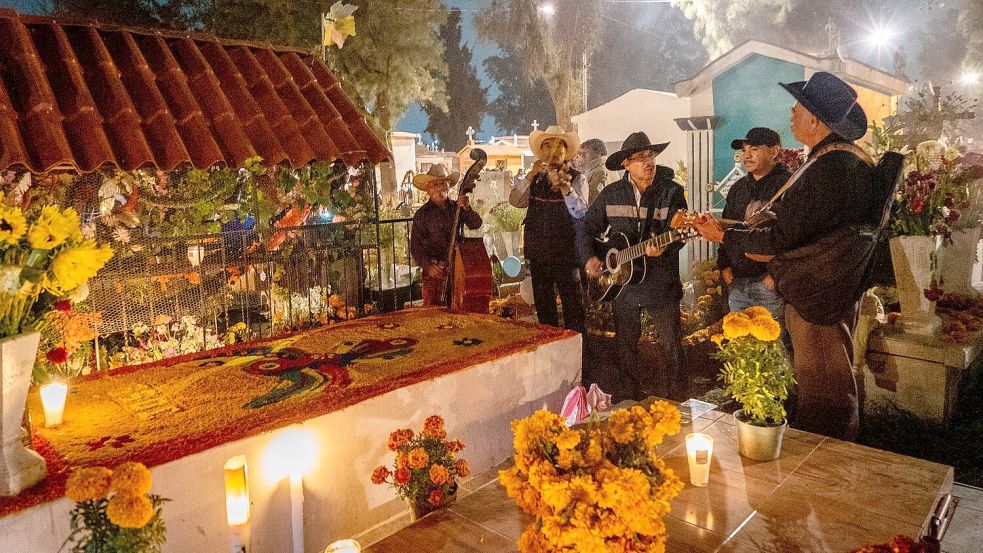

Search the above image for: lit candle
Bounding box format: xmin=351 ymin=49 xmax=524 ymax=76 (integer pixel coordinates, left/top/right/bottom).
xmin=685 ymin=433 xmax=713 ymax=487
xmin=324 ymin=538 xmax=361 ymax=553
xmin=39 ymin=382 xmax=68 ymax=427
xmin=224 ymin=456 xmax=250 ymax=553
xmin=290 ymin=472 xmax=304 ymax=553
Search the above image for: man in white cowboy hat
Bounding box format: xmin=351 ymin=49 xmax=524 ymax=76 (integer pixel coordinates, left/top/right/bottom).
xmin=576 ymin=131 xmax=687 ymax=402
xmin=410 ymin=164 xmax=482 ymax=306
xmin=693 ymin=71 xmax=874 ymax=441
xmin=509 ymin=125 xmax=588 ymax=334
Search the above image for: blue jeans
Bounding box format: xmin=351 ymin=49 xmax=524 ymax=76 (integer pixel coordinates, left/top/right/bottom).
xmin=728 ymin=275 xmax=784 ymax=328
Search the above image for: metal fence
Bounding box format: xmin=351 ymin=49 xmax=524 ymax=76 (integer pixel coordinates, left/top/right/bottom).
xmin=86 ymin=217 xmax=420 ymax=358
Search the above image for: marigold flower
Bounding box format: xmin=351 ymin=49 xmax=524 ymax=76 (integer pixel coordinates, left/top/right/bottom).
xmin=387 ymin=428 xmax=413 ymax=451
xmin=394 ymin=466 xmax=411 ymax=485
xmin=428 ymin=488 xmax=445 ymax=506
xmin=446 ymin=439 xmax=465 ymax=453
xmin=429 ymin=464 xmax=449 ymax=485
xmin=395 ymin=453 xmax=408 ymax=469
xmin=106 ymin=492 xmax=154 ymax=528
xmin=407 ymin=447 xmax=429 ymax=469
xmin=328 ymin=293 xmax=345 ymax=310
xmin=65 ymin=466 xmax=112 ymax=502
xmin=422 ymin=415 xmax=445 ymax=437
xmin=111 ymin=462 xmax=153 ymax=495
xmin=554 ymin=430 xmax=581 ymax=450
xmin=710 ymin=333 xmax=724 ymax=346
xmin=722 ymin=311 xmax=752 ymax=340
xmin=455 ymin=458 xmax=470 ymax=478
xmin=46 ymin=347 xmax=69 ymax=364
xmin=749 ymin=317 xmax=781 ymax=342
xmin=371 ymin=465 xmax=390 ymax=485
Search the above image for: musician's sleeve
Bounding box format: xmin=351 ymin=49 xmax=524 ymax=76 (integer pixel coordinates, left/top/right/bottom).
xmin=462 ymin=207 xmax=482 ymax=230
xmin=665 ymin=183 xmax=687 ymax=255
xmin=564 ymin=173 xmax=588 ymax=219
xmin=717 ymin=187 xmax=737 ymax=270
xmin=410 ymin=214 xmax=433 ymax=268
xmin=576 ymin=192 xmax=607 ymax=265
xmin=509 ymin=173 xmax=531 ymax=208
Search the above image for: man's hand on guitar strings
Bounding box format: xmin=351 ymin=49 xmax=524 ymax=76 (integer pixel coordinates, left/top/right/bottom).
xmin=692 ymin=213 xmax=725 ymax=243
xmin=585 ymin=257 xmax=602 ymax=277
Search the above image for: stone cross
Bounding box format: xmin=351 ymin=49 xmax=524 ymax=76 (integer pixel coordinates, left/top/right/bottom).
xmin=531 ymin=120 xmax=539 ymax=131
xmin=466 ymin=126 xmax=475 ymax=144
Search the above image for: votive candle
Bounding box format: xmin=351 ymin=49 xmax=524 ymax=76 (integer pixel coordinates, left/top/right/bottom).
xmin=685 ymin=433 xmax=713 ymax=487
xmin=324 ymin=539 xmax=361 ymax=553
xmin=39 ymin=382 xmax=68 ymax=427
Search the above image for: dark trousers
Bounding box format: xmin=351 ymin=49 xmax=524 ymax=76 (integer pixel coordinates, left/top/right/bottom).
xmin=529 ymin=261 xmax=585 ymax=334
xmin=785 ymin=304 xmax=859 ymax=441
xmin=612 ymin=299 xmax=684 ymax=401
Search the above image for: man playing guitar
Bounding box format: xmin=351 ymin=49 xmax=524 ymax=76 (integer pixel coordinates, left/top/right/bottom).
xmin=576 ymin=132 xmax=688 ymax=402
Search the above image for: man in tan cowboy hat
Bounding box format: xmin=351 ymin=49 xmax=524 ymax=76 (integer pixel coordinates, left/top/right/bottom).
xmin=576 ymin=131 xmax=687 ymax=402
xmin=410 ymin=164 xmax=482 ymax=306
xmin=693 ymin=71 xmax=873 ymax=441
xmin=510 ymin=125 xmax=588 ymax=334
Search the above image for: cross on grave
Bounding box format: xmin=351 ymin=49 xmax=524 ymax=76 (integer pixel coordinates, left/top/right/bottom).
xmin=466 ymin=126 xmax=475 ymax=144
xmin=531 ymin=120 xmax=539 ymax=131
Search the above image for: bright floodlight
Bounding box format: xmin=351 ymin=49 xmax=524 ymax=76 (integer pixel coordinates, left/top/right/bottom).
xmin=960 ymin=71 xmax=980 ymax=86
xmin=538 ymin=3 xmax=555 ymax=16
xmin=867 ymin=25 xmax=895 ymax=48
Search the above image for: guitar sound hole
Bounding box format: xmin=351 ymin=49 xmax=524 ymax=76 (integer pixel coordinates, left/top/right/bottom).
xmin=605 ymin=250 xmax=619 ymax=273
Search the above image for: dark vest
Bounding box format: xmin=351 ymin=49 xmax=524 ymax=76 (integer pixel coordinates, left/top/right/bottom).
xmin=523 ymin=169 xmax=580 ymax=265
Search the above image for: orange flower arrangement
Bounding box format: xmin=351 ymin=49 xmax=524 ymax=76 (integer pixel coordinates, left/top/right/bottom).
xmin=853 ymin=535 xmax=932 ymax=553
xmin=371 ymin=415 xmax=469 ymax=511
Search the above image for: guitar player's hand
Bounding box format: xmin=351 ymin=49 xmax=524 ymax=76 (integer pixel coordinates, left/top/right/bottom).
xmin=693 ymin=213 xmax=725 ymax=243
xmin=457 ymin=195 xmax=471 ymax=210
xmin=722 ymin=267 xmax=734 ymax=285
xmin=585 ymin=257 xmax=602 ymax=277
xmin=645 ymin=243 xmax=666 ymax=257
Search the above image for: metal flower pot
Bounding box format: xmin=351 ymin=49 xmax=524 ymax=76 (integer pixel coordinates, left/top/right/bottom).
xmin=734 ymin=410 xmax=787 ymax=462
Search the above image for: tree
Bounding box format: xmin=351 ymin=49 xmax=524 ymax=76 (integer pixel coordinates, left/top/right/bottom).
xmin=422 ymin=8 xmax=488 ymax=152
xmin=483 ymin=46 xmax=555 ymax=135
xmin=588 ymin=5 xmax=707 ymax=105
xmin=475 ymin=1 xmax=602 ymax=129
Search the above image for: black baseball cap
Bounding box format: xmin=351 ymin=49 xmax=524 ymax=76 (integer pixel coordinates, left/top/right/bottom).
xmin=731 ymin=128 xmax=781 ymax=150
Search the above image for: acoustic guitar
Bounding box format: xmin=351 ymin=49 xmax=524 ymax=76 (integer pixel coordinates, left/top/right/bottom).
xmin=585 ymin=210 xmax=700 ymax=302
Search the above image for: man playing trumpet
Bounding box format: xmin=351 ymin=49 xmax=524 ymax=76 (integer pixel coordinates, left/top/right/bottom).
xmin=509 ymin=125 xmax=588 ymax=333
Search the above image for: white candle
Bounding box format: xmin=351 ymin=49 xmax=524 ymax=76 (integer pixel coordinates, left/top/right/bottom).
xmin=39 ymin=382 xmax=68 ymax=427
xmin=324 ymin=539 xmax=361 ymax=553
xmin=290 ymin=472 xmax=304 ymax=553
xmin=224 ymin=456 xmax=250 ymax=553
xmin=685 ymin=433 xmax=713 ymax=487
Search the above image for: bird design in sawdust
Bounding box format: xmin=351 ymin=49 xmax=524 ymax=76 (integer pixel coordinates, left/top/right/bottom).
xmin=234 ymin=337 xmax=418 ymax=409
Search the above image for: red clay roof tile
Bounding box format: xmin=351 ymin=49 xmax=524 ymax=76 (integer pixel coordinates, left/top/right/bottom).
xmin=0 ymin=9 xmax=390 ymax=173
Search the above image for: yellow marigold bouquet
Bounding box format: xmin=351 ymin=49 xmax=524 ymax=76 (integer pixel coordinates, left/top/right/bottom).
xmin=712 ymin=307 xmax=794 ymax=426
xmin=371 ymin=415 xmax=469 ymax=511
xmin=499 ymin=401 xmax=684 ymax=553
xmin=62 ymin=462 xmax=168 ymax=553
xmin=0 ymin=198 xmax=113 ymax=338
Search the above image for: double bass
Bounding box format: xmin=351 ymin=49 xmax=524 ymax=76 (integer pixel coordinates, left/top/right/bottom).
xmin=439 ymin=149 xmax=493 ymax=313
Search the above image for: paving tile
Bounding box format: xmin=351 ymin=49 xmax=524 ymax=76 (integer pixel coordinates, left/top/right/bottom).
xmin=363 ymin=510 xmax=517 ymax=553
xmin=941 ymin=498 xmax=983 ymax=553
xmin=450 ymin=479 xmax=533 ymax=542
xmin=664 ymin=516 xmax=729 ymax=552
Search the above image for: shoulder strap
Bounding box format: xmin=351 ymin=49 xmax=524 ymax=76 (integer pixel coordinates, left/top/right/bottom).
xmin=762 ymin=141 xmax=875 ymax=208
xmin=641 ymin=182 xmax=659 ymax=238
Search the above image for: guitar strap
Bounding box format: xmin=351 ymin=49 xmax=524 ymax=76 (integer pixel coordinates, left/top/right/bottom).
xmin=640 ymin=182 xmax=659 ymax=239
xmin=761 ymin=142 xmax=875 ymax=210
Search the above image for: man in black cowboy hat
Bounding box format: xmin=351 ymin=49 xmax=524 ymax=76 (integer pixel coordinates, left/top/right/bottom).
xmin=576 ymin=132 xmax=688 ymax=402
xmin=694 ymin=71 xmax=874 ymax=441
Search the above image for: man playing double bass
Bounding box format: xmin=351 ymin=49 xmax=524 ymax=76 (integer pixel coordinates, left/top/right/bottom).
xmin=410 ymin=165 xmax=482 ymax=306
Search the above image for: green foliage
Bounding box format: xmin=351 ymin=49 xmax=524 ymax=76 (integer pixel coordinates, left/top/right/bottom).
xmin=423 ymin=8 xmax=488 ymax=151
xmin=62 ymin=496 xmax=168 ymax=553
xmin=487 ymin=202 xmax=525 ymax=233
xmin=483 ymin=47 xmax=555 ymax=134
xmin=715 ymin=337 xmax=793 ymax=426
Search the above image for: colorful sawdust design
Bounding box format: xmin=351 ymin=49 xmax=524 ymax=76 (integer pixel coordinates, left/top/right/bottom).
xmin=1 ymin=308 xmax=573 ymax=518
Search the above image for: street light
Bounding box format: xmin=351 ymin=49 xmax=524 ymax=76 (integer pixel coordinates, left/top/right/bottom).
xmin=866 ymin=24 xmax=895 ymax=49
xmin=538 ymin=3 xmax=555 ymax=16
xmin=959 ymin=71 xmax=980 ymax=86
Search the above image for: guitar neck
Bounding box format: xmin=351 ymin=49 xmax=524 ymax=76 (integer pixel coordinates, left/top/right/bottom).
xmin=618 ymin=230 xmax=677 ymax=264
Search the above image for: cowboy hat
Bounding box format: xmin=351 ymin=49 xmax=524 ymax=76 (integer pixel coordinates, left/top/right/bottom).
xmin=780 ymin=71 xmax=868 ymax=141
xmin=605 ymin=132 xmax=670 ymax=171
xmin=412 ymin=164 xmax=460 ymax=191
xmin=529 ymin=125 xmax=580 ymax=161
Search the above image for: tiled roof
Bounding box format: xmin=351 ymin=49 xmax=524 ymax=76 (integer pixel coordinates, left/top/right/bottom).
xmin=0 ymin=9 xmax=390 ymax=173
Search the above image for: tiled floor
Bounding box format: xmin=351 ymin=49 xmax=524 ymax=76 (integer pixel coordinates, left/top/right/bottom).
xmin=364 ymin=403 xmax=961 ymax=553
